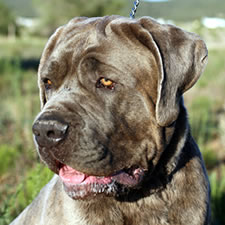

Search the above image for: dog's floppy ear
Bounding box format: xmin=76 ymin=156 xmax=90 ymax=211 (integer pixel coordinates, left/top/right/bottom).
xmin=138 ymin=17 xmax=208 ymax=127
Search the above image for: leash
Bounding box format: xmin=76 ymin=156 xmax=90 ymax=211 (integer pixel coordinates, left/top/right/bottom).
xmin=130 ymin=0 xmax=140 ymax=19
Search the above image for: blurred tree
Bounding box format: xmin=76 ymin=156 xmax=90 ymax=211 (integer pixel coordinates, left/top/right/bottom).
xmin=33 ymin=0 xmax=126 ymax=36
xmin=0 ymin=0 xmax=16 ymax=35
xmin=136 ymin=0 xmax=225 ymax=22
xmin=3 ymin=0 xmax=37 ymax=17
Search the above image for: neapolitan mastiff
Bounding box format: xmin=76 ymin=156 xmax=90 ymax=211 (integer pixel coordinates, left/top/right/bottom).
xmin=11 ymin=16 xmax=210 ymax=225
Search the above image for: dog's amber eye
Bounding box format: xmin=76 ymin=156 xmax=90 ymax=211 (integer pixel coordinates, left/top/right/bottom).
xmin=96 ymin=77 xmax=115 ymax=90
xmin=43 ymin=78 xmax=53 ymax=90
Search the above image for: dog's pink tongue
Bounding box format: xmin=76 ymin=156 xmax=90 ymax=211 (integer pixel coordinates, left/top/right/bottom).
xmin=59 ymin=165 xmax=86 ymax=184
xmin=59 ymin=165 xmax=112 ymax=185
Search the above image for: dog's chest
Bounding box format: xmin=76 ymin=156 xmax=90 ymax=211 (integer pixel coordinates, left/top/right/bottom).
xmin=78 ymin=196 xmax=170 ymax=225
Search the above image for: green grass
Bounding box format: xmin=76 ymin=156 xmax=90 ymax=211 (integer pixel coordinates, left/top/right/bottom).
xmin=189 ymin=96 xmax=217 ymax=146
xmin=210 ymin=166 xmax=225 ymax=225
xmin=0 ymin=145 xmax=19 ymax=176
xmin=0 ymin=57 xmax=40 ymax=149
xmin=0 ymin=163 xmax=53 ymax=225
xmin=198 ymin=49 xmax=225 ymax=89
xmin=0 ymin=56 xmax=43 ymax=224
xmin=0 ymin=36 xmax=46 ymax=59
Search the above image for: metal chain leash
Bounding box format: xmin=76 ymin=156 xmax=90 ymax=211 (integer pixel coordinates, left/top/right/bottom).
xmin=130 ymin=0 xmax=140 ymax=19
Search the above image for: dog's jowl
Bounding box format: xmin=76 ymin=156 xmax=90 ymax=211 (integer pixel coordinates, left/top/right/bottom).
xmin=11 ymin=16 xmax=210 ymax=225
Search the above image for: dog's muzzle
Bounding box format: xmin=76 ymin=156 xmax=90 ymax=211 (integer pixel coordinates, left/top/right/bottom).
xmin=32 ymin=114 xmax=146 ymax=200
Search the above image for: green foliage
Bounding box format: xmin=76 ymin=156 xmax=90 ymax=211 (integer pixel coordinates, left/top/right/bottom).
xmin=0 ymin=57 xmax=40 ymax=149
xmin=3 ymin=0 xmax=225 ymax=21
xmin=202 ymin=147 xmax=218 ymax=171
xmin=210 ymin=166 xmax=225 ymax=225
xmin=0 ymin=38 xmax=53 ymax=224
xmin=2 ymin=0 xmax=37 ymax=17
xmin=17 ymin=164 xmax=53 ymax=208
xmin=33 ymin=0 xmax=126 ymax=36
xmin=0 ymin=55 xmax=41 ymax=225
xmin=0 ymin=37 xmax=46 ymax=59
xmin=198 ymin=49 xmax=225 ymax=89
xmin=0 ymin=145 xmax=19 ymax=176
xmin=0 ymin=0 xmax=15 ymax=35
xmin=137 ymin=0 xmax=225 ymax=21
xmin=0 ymin=163 xmax=53 ymax=225
xmin=189 ymin=96 xmax=217 ymax=146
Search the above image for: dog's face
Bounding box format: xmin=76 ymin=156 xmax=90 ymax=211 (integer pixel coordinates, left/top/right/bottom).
xmin=32 ymin=16 xmax=207 ymax=200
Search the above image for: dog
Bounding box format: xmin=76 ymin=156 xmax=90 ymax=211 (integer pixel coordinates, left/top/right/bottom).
xmin=10 ymin=16 xmax=210 ymax=225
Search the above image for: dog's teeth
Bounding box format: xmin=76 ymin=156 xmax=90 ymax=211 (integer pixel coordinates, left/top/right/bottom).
xmin=92 ymin=183 xmax=98 ymax=193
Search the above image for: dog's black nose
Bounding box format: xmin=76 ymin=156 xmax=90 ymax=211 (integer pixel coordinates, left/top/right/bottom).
xmin=32 ymin=119 xmax=69 ymax=147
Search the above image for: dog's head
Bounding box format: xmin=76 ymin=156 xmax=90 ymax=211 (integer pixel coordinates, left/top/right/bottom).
xmin=32 ymin=16 xmax=207 ymax=200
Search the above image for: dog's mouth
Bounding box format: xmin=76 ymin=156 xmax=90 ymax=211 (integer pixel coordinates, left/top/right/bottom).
xmin=58 ymin=164 xmax=145 ymax=199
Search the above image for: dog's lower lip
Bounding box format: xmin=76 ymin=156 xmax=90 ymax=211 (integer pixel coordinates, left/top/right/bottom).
xmin=56 ymin=163 xmax=145 ymax=199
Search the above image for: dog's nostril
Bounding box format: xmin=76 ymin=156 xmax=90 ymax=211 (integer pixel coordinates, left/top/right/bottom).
xmin=47 ymin=130 xmax=55 ymax=138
